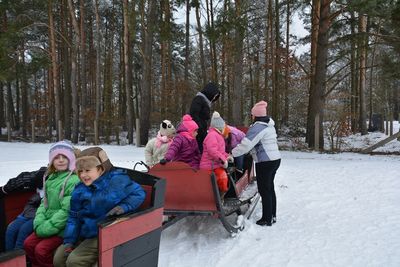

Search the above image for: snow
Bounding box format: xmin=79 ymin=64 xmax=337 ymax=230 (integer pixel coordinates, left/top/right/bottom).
xmin=0 ymin=142 xmax=399 ymax=267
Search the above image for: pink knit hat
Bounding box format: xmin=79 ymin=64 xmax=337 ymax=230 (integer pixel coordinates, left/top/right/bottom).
xmin=181 ymin=114 xmax=199 ymax=134
xmin=49 ymin=140 xmax=76 ymax=171
xmin=251 ymin=101 xmax=268 ymax=117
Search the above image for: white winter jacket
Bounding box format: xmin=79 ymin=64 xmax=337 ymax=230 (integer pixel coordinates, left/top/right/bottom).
xmin=232 ymin=119 xmax=281 ymax=162
xmin=144 ymin=134 xmax=173 ymax=167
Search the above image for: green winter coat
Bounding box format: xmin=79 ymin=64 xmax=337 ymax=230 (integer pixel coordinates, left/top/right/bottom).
xmin=33 ymin=171 xmax=80 ymax=237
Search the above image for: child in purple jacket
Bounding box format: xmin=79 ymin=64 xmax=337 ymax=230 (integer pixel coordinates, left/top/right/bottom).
xmin=160 ymin=114 xmax=201 ymax=169
xmin=223 ymin=125 xmax=246 ymax=172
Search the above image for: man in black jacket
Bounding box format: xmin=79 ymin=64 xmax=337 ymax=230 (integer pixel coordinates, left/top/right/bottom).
xmin=189 ymin=82 xmax=220 ymax=152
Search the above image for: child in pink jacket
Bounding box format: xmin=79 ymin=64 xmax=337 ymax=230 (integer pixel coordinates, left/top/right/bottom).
xmin=200 ymin=111 xmax=231 ymax=193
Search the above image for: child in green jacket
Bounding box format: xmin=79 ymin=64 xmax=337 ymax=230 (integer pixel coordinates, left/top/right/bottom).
xmin=23 ymin=141 xmax=80 ymax=267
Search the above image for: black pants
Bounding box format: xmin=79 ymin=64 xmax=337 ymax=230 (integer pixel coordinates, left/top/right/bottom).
xmin=255 ymin=159 xmax=281 ymax=222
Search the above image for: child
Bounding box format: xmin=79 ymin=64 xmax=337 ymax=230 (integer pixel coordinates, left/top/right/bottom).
xmin=232 ymin=101 xmax=281 ymax=226
xmin=53 ymin=147 xmax=145 ymax=267
xmin=222 ymin=125 xmax=246 ymax=173
xmin=23 ymin=140 xmax=80 ymax=267
xmin=1 ymin=167 xmax=46 ymax=251
xmin=160 ymin=114 xmax=201 ymax=169
xmin=200 ymin=111 xmax=231 ymax=194
xmin=189 ymin=82 xmax=220 ymax=152
xmin=144 ymin=119 xmax=176 ymax=167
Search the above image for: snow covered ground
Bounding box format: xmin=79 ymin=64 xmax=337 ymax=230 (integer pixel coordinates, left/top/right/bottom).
xmin=0 ymin=142 xmax=399 ymax=267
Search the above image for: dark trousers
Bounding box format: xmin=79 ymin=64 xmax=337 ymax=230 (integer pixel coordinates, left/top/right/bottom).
xmin=196 ymin=127 xmax=207 ymax=153
xmin=5 ymin=215 xmax=34 ymax=251
xmin=24 ymin=232 xmax=63 ymax=267
xmin=255 ymin=159 xmax=281 ymax=222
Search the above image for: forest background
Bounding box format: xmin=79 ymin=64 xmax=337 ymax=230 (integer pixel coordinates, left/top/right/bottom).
xmin=0 ymin=0 xmax=399 ymax=150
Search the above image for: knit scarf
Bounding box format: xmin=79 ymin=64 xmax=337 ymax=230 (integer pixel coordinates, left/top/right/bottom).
xmin=155 ymin=132 xmax=173 ymax=148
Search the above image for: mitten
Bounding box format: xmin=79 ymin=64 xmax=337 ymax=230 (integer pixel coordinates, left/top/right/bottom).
xmin=3 ymin=177 xmax=25 ymax=193
xmin=64 ymin=243 xmax=74 ymax=258
xmin=159 ymin=158 xmax=167 ymax=165
xmin=106 ymin=206 xmax=124 ymax=216
xmin=223 ymin=160 xmax=228 ymax=169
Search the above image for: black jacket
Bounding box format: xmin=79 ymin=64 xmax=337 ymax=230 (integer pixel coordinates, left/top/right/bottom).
xmin=189 ymin=82 xmax=220 ymax=152
xmin=0 ymin=167 xmax=47 ymax=196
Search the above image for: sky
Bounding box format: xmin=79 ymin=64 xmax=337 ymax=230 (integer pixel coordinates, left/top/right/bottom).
xmin=0 ymin=126 xmax=399 ymax=266
xmin=174 ymin=2 xmax=310 ymax=57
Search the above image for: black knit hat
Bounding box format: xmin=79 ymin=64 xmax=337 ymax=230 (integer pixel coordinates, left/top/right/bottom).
xmin=201 ymin=82 xmax=220 ymax=102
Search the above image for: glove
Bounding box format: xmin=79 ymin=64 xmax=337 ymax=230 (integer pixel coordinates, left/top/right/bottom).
xmin=223 ymin=160 xmax=228 ymax=169
xmin=106 ymin=206 xmax=124 ymax=216
xmin=64 ymin=243 xmax=74 ymax=258
xmin=159 ymin=158 xmax=167 ymax=165
xmin=227 ymin=155 xmax=234 ymax=163
xmin=3 ymin=177 xmax=25 ymax=193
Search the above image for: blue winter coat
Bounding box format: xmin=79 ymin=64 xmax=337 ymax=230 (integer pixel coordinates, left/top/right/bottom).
xmin=63 ymin=168 xmax=146 ymax=245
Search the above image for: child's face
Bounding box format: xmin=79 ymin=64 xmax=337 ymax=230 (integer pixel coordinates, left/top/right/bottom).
xmin=52 ymin=154 xmax=69 ymax=171
xmin=192 ymin=129 xmax=198 ymax=138
xmin=78 ymin=167 xmax=103 ymax=186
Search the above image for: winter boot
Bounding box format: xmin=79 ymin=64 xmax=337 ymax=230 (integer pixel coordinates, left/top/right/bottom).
xmin=256 ymin=218 xmax=272 ymax=226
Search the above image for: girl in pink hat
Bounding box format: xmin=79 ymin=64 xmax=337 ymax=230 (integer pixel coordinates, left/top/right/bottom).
xmin=24 ymin=141 xmax=80 ymax=267
xmin=232 ymin=101 xmax=281 ymax=226
xmin=160 ymin=114 xmax=201 ymax=169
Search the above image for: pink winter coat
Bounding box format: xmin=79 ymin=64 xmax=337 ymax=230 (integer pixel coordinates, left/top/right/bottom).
xmin=200 ymin=128 xmax=229 ymax=170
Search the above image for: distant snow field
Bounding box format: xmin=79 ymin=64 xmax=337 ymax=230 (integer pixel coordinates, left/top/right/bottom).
xmin=0 ymin=140 xmax=399 ymax=266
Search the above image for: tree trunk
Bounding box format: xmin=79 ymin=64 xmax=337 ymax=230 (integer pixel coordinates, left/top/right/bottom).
xmin=49 ymin=0 xmax=61 ymax=140
xmin=182 ymin=0 xmax=190 ymax=115
xmin=0 ymin=83 xmax=4 ymax=131
xmin=15 ymin=78 xmax=20 ymax=130
xmin=232 ymin=0 xmax=245 ymax=125
xmin=272 ymin=0 xmax=280 ymax=125
xmin=268 ymin=0 xmax=275 ymax=107
xmin=358 ymin=14 xmax=368 ymax=135
xmin=80 ymin=0 xmax=87 ymax=140
xmin=67 ymin=0 xmax=81 ymax=143
xmin=103 ymin=4 xmax=114 ymax=144
xmin=93 ymin=0 xmax=101 ymax=145
xmin=312 ymin=0 xmax=332 ymax=150
xmin=123 ymin=0 xmax=134 ymax=144
xmin=306 ymin=0 xmax=320 ymax=147
xmin=283 ymin=0 xmax=291 ymax=125
xmin=350 ymin=11 xmax=358 ymax=133
xmin=207 ymin=0 xmax=218 ymax=83
xmin=140 ymin=0 xmax=157 ymax=146
xmin=194 ymin=1 xmax=207 ymax=85
xmin=20 ymin=46 xmax=28 ymax=137
xmin=7 ymin=81 xmax=15 ymax=129
xmin=61 ymin=0 xmax=71 ymax=140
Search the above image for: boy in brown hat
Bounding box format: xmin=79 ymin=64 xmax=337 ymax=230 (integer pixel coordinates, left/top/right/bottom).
xmin=53 ymin=147 xmax=145 ymax=267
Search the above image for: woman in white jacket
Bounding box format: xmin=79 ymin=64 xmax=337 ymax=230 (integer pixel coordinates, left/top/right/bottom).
xmin=232 ymin=101 xmax=281 ymax=226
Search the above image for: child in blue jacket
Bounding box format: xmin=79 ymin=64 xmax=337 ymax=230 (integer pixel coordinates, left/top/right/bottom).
xmin=53 ymin=147 xmax=145 ymax=267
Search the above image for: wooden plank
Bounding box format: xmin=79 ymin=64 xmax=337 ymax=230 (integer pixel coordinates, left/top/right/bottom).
xmin=361 ymin=131 xmax=400 ymax=154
